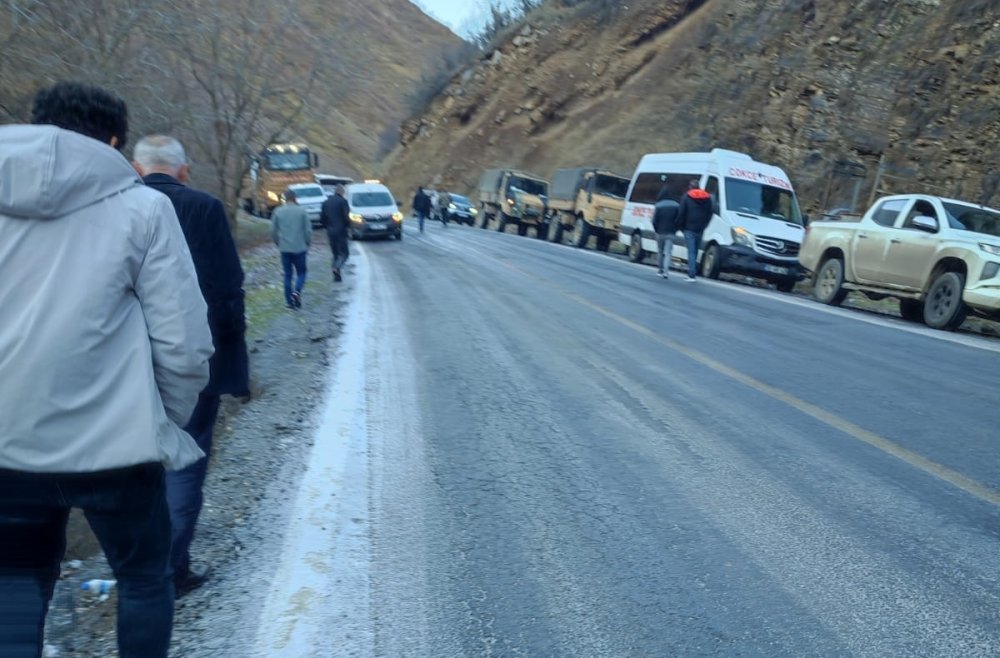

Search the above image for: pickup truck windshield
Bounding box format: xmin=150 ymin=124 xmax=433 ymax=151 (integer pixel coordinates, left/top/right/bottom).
xmin=352 ymin=192 xmax=394 ymax=207
xmin=264 ymin=152 xmax=311 ymax=171
xmin=725 ymin=178 xmax=803 ymax=225
xmin=509 ymin=177 xmax=548 ymax=197
xmin=943 ymin=202 xmax=1000 ymax=238
xmin=595 ymin=175 xmax=629 ymax=200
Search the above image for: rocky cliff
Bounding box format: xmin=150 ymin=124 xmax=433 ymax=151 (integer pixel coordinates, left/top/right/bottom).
xmin=385 ymin=0 xmax=1000 ymax=213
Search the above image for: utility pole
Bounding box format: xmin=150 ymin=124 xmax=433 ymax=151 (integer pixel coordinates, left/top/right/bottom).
xmin=868 ymin=153 xmax=886 ymax=207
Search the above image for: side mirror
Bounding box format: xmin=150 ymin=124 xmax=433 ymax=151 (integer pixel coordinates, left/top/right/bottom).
xmin=312 ymin=153 xmax=319 ymax=167
xmin=912 ymin=215 xmax=939 ymax=233
xmin=802 ymin=213 xmax=810 ymax=227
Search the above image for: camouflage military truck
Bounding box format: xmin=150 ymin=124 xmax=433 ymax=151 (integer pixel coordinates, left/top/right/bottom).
xmin=242 ymin=143 xmax=319 ymax=218
xmin=546 ymin=167 xmax=630 ymax=251
xmin=477 ymin=169 xmax=550 ymax=238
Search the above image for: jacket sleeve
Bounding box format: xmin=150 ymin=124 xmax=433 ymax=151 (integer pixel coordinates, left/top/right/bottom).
xmin=319 ymin=197 xmax=331 ymax=230
xmin=675 ymin=198 xmax=688 ymax=231
xmin=135 ymin=195 xmax=213 ymax=426
xmin=271 ymin=211 xmax=280 ymax=245
xmin=303 ymin=210 xmax=312 ymax=246
xmin=204 ymin=199 xmax=246 ymax=338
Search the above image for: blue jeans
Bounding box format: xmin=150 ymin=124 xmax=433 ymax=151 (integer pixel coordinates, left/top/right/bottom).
xmin=281 ymin=251 xmax=307 ymax=305
xmin=0 ymin=463 xmax=173 ymax=658
xmin=684 ymin=230 xmax=703 ymax=278
xmin=417 ymin=211 xmax=428 ymax=232
xmin=165 ymin=394 xmax=220 ymax=579
xmin=328 ymin=232 xmax=349 ymax=271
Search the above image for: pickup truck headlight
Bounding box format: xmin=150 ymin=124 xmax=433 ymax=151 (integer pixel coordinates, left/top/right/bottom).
xmin=349 ymin=213 xmax=364 ymax=224
xmin=731 ymin=226 xmax=755 ymax=247
xmin=980 ymin=242 xmax=1000 ymax=257
xmin=267 ymin=190 xmax=280 ymax=202
xmin=392 ymin=212 xmax=404 ymax=223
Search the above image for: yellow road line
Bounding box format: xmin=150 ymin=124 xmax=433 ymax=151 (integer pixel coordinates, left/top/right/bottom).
xmin=495 ymin=258 xmax=1000 ymax=507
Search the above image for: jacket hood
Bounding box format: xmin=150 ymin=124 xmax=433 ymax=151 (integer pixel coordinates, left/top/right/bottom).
xmin=688 ymin=189 xmax=711 ymax=201
xmin=0 ymin=124 xmax=141 ymax=219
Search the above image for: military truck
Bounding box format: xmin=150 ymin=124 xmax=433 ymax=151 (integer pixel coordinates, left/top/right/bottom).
xmin=546 ymin=167 xmax=630 ymax=251
xmin=242 ymin=143 xmax=319 ymax=218
xmin=477 ymin=169 xmax=550 ymax=238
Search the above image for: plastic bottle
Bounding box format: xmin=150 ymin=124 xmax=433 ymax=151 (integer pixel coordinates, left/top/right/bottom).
xmin=80 ymin=579 xmax=117 ymax=600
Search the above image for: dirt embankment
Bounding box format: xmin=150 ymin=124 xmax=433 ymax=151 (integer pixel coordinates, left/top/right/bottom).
xmin=386 ymin=0 xmax=1000 ymax=213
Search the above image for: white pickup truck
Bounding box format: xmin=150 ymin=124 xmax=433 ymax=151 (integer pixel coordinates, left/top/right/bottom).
xmin=798 ymin=194 xmax=1000 ymax=330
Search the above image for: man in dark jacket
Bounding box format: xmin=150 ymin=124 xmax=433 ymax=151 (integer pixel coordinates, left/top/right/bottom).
xmin=652 ymin=187 xmax=680 ymax=278
xmin=133 ymin=135 xmax=250 ymax=597
xmin=321 ymin=184 xmax=351 ymax=281
xmin=412 ymin=186 xmax=431 ymax=233
xmin=675 ymin=181 xmax=715 ymax=281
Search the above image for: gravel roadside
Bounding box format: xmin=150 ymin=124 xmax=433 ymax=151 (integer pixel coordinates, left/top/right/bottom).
xmin=44 ymin=224 xmax=355 ymax=658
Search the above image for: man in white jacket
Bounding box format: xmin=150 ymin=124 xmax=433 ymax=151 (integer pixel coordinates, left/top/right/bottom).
xmin=0 ymin=82 xmax=213 ymax=658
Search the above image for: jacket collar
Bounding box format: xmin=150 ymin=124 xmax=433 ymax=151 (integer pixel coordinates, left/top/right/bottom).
xmin=143 ymin=173 xmax=184 ymax=187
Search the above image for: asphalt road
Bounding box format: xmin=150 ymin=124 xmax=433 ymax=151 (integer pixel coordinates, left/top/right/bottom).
xmin=263 ymin=220 xmax=1000 ymax=657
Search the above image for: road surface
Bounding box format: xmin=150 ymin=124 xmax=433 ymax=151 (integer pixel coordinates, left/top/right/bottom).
xmin=254 ymin=221 xmax=1000 ymax=657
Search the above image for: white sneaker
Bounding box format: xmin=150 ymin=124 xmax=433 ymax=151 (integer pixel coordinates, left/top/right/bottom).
xmin=684 ymin=276 xmax=696 ymax=282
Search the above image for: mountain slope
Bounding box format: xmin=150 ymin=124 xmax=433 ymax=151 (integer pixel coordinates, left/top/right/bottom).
xmin=385 ymin=0 xmax=1000 ymax=212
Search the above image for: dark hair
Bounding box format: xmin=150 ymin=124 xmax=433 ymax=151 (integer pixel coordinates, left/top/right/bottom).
xmin=31 ymin=82 xmax=129 ymax=150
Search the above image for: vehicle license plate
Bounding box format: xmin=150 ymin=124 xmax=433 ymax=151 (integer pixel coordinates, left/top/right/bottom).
xmin=371 ymin=222 xmax=386 ymax=230
xmin=764 ymin=265 xmax=788 ymax=275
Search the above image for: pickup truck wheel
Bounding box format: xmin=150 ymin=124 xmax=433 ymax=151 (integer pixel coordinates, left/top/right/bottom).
xmin=497 ymin=213 xmax=508 ymax=233
xmin=898 ymin=298 xmax=924 ymax=322
xmin=574 ymin=218 xmax=591 ymax=249
xmin=548 ymin=217 xmax=564 ymax=243
xmin=814 ymin=258 xmax=848 ymax=306
xmin=923 ymin=272 xmax=967 ymax=330
xmin=701 ymin=243 xmax=721 ymax=279
xmin=628 ymin=231 xmax=645 ymax=263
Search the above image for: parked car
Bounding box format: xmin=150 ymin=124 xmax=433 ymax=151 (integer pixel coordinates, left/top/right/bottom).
xmin=444 ymin=193 xmax=478 ymax=225
xmin=285 ymin=183 xmax=327 ymax=227
xmin=799 ymin=193 xmax=1000 ymax=329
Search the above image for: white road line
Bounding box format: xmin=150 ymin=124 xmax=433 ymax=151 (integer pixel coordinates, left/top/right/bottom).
xmin=447 ymin=228 xmax=1000 ymax=355
xmin=251 ymin=248 xmax=374 ymax=657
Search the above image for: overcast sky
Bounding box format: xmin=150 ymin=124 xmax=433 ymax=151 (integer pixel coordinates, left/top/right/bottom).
xmin=413 ymin=0 xmax=523 ymax=37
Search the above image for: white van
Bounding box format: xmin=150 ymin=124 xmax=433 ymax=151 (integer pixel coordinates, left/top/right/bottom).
xmin=345 ymin=182 xmax=403 ymax=241
xmin=618 ymin=149 xmax=807 ymax=290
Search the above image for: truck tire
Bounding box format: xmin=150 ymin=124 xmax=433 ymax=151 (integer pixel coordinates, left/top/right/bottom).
xmin=814 ymin=257 xmax=848 ymax=306
xmin=628 ymin=231 xmax=645 ymax=263
xmin=574 ymin=218 xmax=591 ymax=249
xmin=497 ymin=213 xmax=508 ymax=233
xmin=701 ymin=243 xmax=722 ymax=279
xmin=548 ymin=217 xmax=564 ymax=243
xmin=517 ymin=223 xmax=528 ymax=236
xmin=597 ymin=235 xmax=611 ymax=252
xmin=898 ymin=298 xmax=923 ymax=322
xmin=923 ymin=271 xmax=967 ymax=330
xmin=536 ymin=223 xmax=548 ymax=240
xmin=479 ymin=205 xmax=490 ymax=229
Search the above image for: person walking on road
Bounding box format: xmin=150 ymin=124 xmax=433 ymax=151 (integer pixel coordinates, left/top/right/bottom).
xmin=653 ymin=187 xmax=680 ymax=278
xmin=0 ymin=82 xmax=213 ymax=658
xmin=412 ymin=186 xmax=431 ymax=233
xmin=321 ymin=183 xmax=351 ymax=281
xmin=271 ymin=189 xmax=312 ymax=308
xmin=438 ymin=189 xmax=452 ymax=227
xmin=133 ymin=135 xmax=250 ymax=598
xmin=676 ymin=181 xmax=715 ymax=282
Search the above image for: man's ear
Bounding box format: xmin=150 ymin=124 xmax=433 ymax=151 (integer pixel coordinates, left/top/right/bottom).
xmin=109 ymin=135 xmax=120 ymax=149
xmin=177 ymin=164 xmax=190 ymax=184
xmin=131 ymin=161 xmax=146 ymax=177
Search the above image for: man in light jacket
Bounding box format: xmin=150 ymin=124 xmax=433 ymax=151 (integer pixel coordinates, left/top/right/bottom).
xmin=0 ymin=82 xmax=213 ymax=658
xmin=653 ymin=187 xmax=680 ymax=278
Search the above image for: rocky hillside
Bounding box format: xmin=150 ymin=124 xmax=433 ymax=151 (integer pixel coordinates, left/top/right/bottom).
xmin=0 ymin=0 xmax=463 ymax=186
xmin=385 ymin=0 xmax=1000 ymax=213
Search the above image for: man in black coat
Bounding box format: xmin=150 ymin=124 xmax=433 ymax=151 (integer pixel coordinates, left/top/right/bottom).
xmin=412 ymin=186 xmax=431 ymax=233
xmin=321 ymin=184 xmax=351 ymax=281
xmin=653 ymin=187 xmax=680 ymax=278
xmin=133 ymin=135 xmax=249 ymax=597
xmin=675 ymin=180 xmax=716 ymax=282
